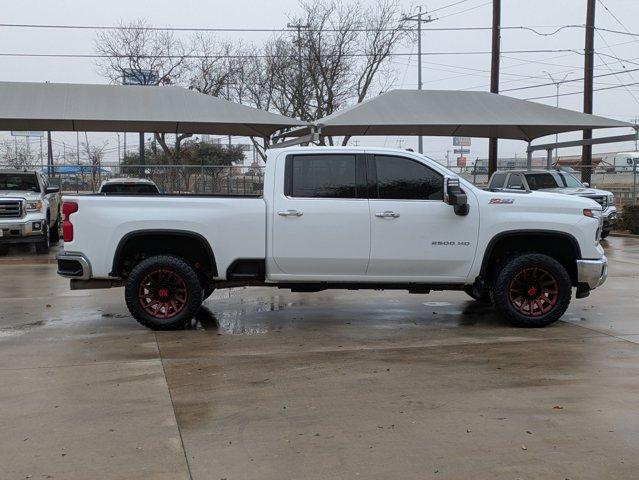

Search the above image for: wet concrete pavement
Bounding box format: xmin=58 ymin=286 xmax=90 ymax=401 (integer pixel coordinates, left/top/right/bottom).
xmin=0 ymin=238 xmax=638 ymax=479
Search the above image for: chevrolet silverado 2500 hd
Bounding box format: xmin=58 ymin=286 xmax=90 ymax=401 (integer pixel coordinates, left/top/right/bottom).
xmin=57 ymin=147 xmax=607 ymax=329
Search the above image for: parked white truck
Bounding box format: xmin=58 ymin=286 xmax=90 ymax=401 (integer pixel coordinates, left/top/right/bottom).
xmin=57 ymin=147 xmax=607 ymax=329
xmin=1 ymin=169 xmax=61 ymax=254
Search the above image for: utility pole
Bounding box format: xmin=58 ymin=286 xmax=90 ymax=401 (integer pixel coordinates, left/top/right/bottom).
xmin=116 ymin=133 xmax=121 ymax=167
xmin=139 ymin=132 xmax=145 ymax=166
xmin=403 ymin=6 xmax=434 ymax=154
xmin=543 ymin=71 xmax=572 ymax=163
xmin=46 ymin=131 xmax=53 ymax=176
xmin=287 ymin=22 xmax=309 ymax=120
xmin=488 ymin=0 xmax=501 ymax=176
xmin=582 ymin=0 xmax=596 ymax=185
xmin=634 ymin=116 xmax=638 ymax=151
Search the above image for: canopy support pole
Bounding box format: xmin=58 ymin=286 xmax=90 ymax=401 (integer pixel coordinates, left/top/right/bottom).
xmin=546 ymin=148 xmax=553 ymax=169
xmin=526 ymin=142 xmax=532 ymax=170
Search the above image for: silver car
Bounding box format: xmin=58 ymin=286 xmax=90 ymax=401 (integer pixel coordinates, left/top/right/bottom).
xmin=488 ymin=169 xmax=617 ymax=238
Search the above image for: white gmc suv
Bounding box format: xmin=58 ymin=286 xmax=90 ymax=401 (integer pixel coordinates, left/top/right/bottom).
xmin=57 ymin=147 xmax=607 ymax=329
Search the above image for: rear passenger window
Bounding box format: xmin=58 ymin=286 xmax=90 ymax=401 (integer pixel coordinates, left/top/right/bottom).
xmin=287 ymin=154 xmax=360 ymax=198
xmin=490 ymin=173 xmax=507 ymax=189
xmin=374 ymin=155 xmax=443 ymax=200
xmin=506 ymin=174 xmax=524 ymax=189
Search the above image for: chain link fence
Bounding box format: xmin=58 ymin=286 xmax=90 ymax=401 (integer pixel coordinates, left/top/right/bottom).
xmin=2 ymin=161 xmax=636 ymax=204
xmin=0 ymin=164 xmax=266 ymax=195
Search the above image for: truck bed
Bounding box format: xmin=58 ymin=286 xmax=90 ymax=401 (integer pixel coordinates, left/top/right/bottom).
xmin=62 ymin=193 xmax=267 ymax=279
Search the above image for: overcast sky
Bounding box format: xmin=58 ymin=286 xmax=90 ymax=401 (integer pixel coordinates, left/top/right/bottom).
xmin=1 ymin=0 xmax=638 ymax=165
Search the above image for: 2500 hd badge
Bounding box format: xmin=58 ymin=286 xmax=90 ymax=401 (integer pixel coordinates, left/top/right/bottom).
xmin=432 ymin=241 xmax=472 ymax=246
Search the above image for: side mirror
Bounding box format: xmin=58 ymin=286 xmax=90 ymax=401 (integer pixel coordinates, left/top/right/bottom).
xmin=582 ymin=182 xmax=590 ymax=188
xmin=46 ymin=186 xmax=60 ymax=194
xmin=444 ymin=176 xmax=469 ymax=216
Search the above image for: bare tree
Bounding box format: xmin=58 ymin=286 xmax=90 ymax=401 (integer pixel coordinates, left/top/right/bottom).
xmin=95 ymin=19 xmax=192 ymax=162
xmin=94 ymin=19 xmax=189 ymax=85
xmin=233 ymin=0 xmax=408 ymax=147
xmin=82 ymin=133 xmax=107 ymax=191
xmin=0 ymin=140 xmax=40 ymax=169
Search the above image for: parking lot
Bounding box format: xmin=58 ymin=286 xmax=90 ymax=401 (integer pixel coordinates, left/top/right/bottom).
xmin=0 ymin=236 xmax=638 ymax=480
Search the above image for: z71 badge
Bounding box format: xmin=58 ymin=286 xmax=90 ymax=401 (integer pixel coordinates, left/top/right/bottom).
xmin=489 ymin=198 xmax=514 ymax=204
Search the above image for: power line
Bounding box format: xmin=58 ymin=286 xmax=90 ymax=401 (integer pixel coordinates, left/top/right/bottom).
xmin=435 ymin=1 xmax=491 ymax=20
xmin=0 ymin=48 xmax=583 ymax=60
xmin=429 ymin=0 xmax=472 ymax=14
xmin=500 ymin=66 xmax=639 ymax=92
xmin=523 ymin=81 xmax=639 ymax=100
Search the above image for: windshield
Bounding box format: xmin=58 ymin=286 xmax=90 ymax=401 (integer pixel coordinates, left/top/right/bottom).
xmin=0 ymin=173 xmax=40 ymax=192
xmin=557 ymin=172 xmax=584 ymax=188
xmin=523 ymin=173 xmax=560 ymax=190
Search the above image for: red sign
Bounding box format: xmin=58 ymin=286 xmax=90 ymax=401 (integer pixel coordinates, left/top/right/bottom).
xmin=457 ymin=156 xmax=467 ymax=167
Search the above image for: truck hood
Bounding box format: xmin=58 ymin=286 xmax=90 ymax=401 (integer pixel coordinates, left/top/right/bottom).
xmin=0 ymin=191 xmax=40 ymax=200
xmin=482 ymin=188 xmax=602 ymax=210
xmin=537 ymin=187 xmax=612 ymax=196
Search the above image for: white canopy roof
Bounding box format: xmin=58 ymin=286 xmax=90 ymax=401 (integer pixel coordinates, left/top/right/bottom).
xmin=293 ymin=89 xmax=632 ymax=141
xmin=0 ymin=81 xmax=306 ymax=137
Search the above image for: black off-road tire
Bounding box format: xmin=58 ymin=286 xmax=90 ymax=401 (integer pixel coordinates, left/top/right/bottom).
xmin=491 ymin=253 xmax=572 ymax=328
xmin=35 ymin=224 xmax=50 ymax=254
xmin=125 ymin=255 xmax=203 ymax=330
xmin=50 ymin=217 xmax=60 ymax=244
xmin=463 ymin=285 xmax=492 ymax=303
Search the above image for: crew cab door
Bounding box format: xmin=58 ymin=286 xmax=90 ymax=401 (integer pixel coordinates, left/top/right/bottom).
xmin=270 ymin=153 xmax=370 ymax=278
xmin=366 ymin=154 xmax=479 ymax=281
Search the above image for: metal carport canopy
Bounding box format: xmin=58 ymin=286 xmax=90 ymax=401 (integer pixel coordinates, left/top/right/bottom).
xmin=0 ymin=81 xmax=307 ymax=137
xmin=286 ymin=89 xmax=632 ymax=141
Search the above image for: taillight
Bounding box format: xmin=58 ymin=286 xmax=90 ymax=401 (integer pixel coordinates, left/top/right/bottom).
xmin=62 ymin=201 xmax=78 ymax=242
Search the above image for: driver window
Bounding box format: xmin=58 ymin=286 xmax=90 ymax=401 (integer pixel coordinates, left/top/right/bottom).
xmin=374 ymin=155 xmax=444 ymax=200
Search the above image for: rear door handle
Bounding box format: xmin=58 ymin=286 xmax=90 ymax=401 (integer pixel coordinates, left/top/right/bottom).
xmin=278 ymin=209 xmax=303 ymax=217
xmin=375 ymin=211 xmax=400 ymax=218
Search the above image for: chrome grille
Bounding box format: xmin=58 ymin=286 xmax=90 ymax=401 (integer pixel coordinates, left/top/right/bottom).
xmin=585 ymin=195 xmax=607 ymax=209
xmin=0 ymin=200 xmax=23 ymax=218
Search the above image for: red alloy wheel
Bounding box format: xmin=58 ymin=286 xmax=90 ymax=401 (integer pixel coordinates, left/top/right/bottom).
xmin=138 ymin=269 xmax=188 ymax=319
xmin=507 ymin=267 xmax=559 ymax=317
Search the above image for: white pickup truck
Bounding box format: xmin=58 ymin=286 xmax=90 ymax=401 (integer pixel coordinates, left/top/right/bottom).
xmin=57 ymin=146 xmax=607 ymax=329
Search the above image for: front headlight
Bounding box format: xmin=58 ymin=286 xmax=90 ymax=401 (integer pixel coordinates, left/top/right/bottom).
xmin=583 ymin=208 xmax=602 ymax=219
xmin=26 ymin=200 xmax=43 ymax=212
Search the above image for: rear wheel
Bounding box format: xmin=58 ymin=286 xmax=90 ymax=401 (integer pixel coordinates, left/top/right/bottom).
xmin=125 ymin=255 xmax=203 ymax=330
xmin=35 ymin=223 xmax=50 ymax=254
xmin=491 ymin=253 xmax=571 ymax=328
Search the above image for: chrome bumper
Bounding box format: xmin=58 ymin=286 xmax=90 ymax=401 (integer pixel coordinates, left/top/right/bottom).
xmin=56 ymin=252 xmax=92 ymax=280
xmin=577 ymin=256 xmax=608 ymax=289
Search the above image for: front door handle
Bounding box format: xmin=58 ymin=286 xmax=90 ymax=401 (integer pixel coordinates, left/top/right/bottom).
xmin=375 ymin=211 xmax=400 ymax=218
xmin=278 ymin=209 xmax=303 ymax=217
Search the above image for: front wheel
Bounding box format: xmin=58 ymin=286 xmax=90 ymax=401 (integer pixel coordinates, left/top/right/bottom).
xmin=491 ymin=253 xmax=572 ymax=328
xmin=35 ymin=224 xmax=50 ymax=254
xmin=125 ymin=255 xmax=203 ymax=330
